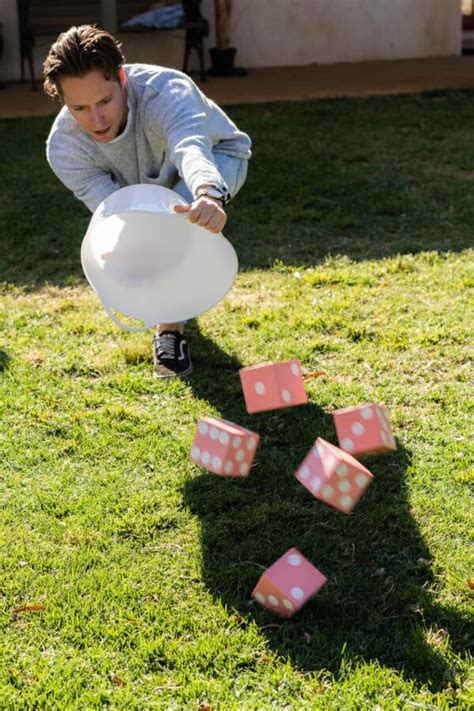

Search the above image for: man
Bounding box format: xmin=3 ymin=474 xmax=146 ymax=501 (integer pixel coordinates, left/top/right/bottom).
xmin=43 ymin=24 xmax=251 ymax=378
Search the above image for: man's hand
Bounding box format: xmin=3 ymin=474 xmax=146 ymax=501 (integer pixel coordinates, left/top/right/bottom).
xmin=174 ymin=196 xmax=227 ymax=234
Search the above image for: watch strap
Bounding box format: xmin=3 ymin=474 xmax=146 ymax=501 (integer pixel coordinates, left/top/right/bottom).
xmin=196 ymin=186 xmax=230 ymax=205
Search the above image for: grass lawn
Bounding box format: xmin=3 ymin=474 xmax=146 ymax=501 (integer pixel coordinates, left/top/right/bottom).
xmin=0 ymin=90 xmax=473 ymax=709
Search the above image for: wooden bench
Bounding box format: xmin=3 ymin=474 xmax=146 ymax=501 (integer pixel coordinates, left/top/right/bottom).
xmin=18 ymin=0 xmax=208 ymax=90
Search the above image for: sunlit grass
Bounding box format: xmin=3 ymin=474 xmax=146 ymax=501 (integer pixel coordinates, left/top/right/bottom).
xmin=0 ymin=91 xmax=473 ymax=708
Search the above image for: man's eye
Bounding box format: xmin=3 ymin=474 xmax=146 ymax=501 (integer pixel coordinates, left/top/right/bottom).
xmin=102 ymin=98 xmax=112 ymax=104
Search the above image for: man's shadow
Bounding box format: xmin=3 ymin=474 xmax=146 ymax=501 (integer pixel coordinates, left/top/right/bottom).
xmin=181 ymin=322 xmax=473 ymax=691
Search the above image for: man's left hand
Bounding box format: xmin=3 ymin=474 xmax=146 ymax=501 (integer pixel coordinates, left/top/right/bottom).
xmin=174 ymin=196 xmax=227 ymax=234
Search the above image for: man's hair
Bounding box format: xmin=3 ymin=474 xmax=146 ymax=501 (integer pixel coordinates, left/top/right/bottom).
xmin=43 ymin=25 xmax=126 ymax=100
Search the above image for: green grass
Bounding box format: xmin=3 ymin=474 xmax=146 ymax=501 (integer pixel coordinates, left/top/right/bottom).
xmin=0 ymin=90 xmax=473 ymax=709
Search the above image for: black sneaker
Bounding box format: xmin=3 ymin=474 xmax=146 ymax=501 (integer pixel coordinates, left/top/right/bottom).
xmin=153 ymin=330 xmax=193 ymax=379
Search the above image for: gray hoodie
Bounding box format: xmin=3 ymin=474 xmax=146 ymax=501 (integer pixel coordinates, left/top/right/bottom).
xmin=46 ymin=63 xmax=252 ymax=212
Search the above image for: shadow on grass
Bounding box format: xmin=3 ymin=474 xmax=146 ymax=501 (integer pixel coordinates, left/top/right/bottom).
xmin=2 ymin=91 xmax=474 ymax=288
xmin=0 ymin=350 xmax=10 ymax=371
xmin=181 ymin=324 xmax=473 ymax=691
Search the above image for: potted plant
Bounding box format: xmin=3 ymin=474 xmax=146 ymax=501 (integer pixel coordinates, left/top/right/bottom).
xmin=209 ymin=0 xmax=237 ymax=75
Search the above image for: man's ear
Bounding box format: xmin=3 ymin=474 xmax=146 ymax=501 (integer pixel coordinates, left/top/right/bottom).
xmin=118 ymin=66 xmax=126 ymax=86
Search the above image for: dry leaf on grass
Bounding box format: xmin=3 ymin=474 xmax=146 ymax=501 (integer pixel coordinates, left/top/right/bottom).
xmin=12 ymin=604 xmax=44 ymax=613
xmin=24 ymin=350 xmax=45 ymax=365
xmin=303 ymin=371 xmax=326 ymax=381
xmin=111 ymin=673 xmax=125 ymax=686
xmin=467 ymin=579 xmax=474 ymax=590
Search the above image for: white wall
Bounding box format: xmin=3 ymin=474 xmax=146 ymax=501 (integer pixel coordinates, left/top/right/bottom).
xmin=0 ymin=0 xmax=462 ymax=82
xmin=0 ymin=0 xmax=20 ymax=81
xmin=220 ymin=0 xmax=461 ymax=68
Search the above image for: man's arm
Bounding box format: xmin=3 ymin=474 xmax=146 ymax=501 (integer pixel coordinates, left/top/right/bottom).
xmin=146 ymin=76 xmax=231 ymax=232
xmin=47 ymin=138 xmax=119 ymax=213
xmin=156 ymin=77 xmax=230 ymax=197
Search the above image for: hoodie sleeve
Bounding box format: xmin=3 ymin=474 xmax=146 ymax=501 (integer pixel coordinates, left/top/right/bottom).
xmin=145 ymin=75 xmax=230 ymax=200
xmin=46 ymin=135 xmax=119 ymax=213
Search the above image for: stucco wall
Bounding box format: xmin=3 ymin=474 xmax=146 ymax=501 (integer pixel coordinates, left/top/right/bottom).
xmin=0 ymin=0 xmax=462 ymax=82
xmin=218 ymin=0 xmax=461 ymax=67
xmin=1 ymin=0 xmax=20 ymax=82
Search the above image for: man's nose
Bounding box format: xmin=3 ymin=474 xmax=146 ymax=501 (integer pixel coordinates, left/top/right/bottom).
xmin=92 ymin=108 xmax=106 ymax=127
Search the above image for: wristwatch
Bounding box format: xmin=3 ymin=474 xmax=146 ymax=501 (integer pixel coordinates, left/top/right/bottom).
xmin=196 ymin=186 xmax=229 ymax=205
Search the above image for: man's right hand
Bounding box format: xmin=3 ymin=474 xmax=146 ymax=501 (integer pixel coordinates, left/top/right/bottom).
xmin=174 ymin=195 xmax=227 ymax=234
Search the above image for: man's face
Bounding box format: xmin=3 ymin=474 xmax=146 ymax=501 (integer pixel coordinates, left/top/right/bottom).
xmin=60 ymin=67 xmax=128 ymax=143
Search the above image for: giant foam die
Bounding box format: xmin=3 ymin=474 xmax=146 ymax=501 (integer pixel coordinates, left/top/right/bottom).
xmin=333 ymin=402 xmax=397 ymax=457
xmin=189 ymin=416 xmax=260 ymax=477
xmin=251 ymin=547 xmax=327 ymax=618
xmin=239 ymin=360 xmax=308 ymax=414
xmin=295 ymin=437 xmax=373 ymax=514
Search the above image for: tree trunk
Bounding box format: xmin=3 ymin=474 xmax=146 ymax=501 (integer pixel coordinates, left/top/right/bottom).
xmin=215 ymin=0 xmax=231 ymax=50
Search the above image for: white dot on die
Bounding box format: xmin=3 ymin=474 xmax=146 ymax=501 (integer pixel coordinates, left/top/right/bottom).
xmin=211 ymin=455 xmax=222 ymax=470
xmin=340 ymin=495 xmax=353 ymax=509
xmin=235 ymin=449 xmax=245 ymax=462
xmin=290 ymin=363 xmax=300 ymax=376
xmin=201 ymin=451 xmax=211 ymax=465
xmin=361 ymin=407 xmax=373 ymax=420
xmin=311 ymin=477 xmax=321 ymax=492
xmin=338 ymin=479 xmax=351 ymax=493
xmin=247 ymin=437 xmax=257 ymax=450
xmin=268 ymin=595 xmax=279 ymax=606
xmin=287 ymin=553 xmax=302 ymax=566
xmin=224 ymin=460 xmax=233 ymax=474
xmin=255 ymin=592 xmax=265 ymax=604
xmin=198 ymin=422 xmax=208 ymax=435
xmin=209 ymin=426 xmax=219 ymax=440
xmin=356 ymin=473 xmax=368 ymax=487
xmin=342 ymin=438 xmax=355 ymax=451
xmin=377 ymin=409 xmax=384 ymax=420
xmin=283 ymin=599 xmax=294 ymax=610
xmin=336 ymin=463 xmax=348 ymax=477
xmin=191 ymin=446 xmax=200 ymax=460
xmin=312 ymin=447 xmax=320 ymax=460
xmin=291 ymin=587 xmax=304 ymax=601
xmin=322 ymin=485 xmax=334 ymax=498
xmin=351 ymin=422 xmax=365 ymax=436
xmin=219 ymin=431 xmax=229 ymax=445
xmin=381 ymin=429 xmax=389 ymax=444
xmin=299 ymin=465 xmax=310 ymax=480
xmin=240 ymin=463 xmax=249 ymax=476
xmin=232 ymin=436 xmax=242 ymax=448
xmin=325 ymin=455 xmax=336 ymax=470
xmin=255 ymin=381 xmax=266 ymax=395
xmin=281 ymin=389 xmax=291 ymax=402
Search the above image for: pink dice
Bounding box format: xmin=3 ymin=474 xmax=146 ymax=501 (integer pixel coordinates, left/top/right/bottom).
xmin=296 ymin=437 xmax=373 ymax=513
xmin=239 ymin=360 xmax=308 ymax=413
xmin=252 ymin=547 xmax=327 ymax=618
xmin=189 ymin=416 xmax=260 ymax=477
xmin=333 ymin=402 xmax=397 ymax=457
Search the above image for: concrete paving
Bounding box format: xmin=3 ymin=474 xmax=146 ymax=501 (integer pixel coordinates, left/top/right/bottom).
xmin=1 ymin=56 xmax=474 ymax=119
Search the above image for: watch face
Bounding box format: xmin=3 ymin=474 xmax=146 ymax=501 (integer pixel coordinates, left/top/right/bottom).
xmin=206 ymin=188 xmax=224 ymax=199
xmin=197 ymin=187 xmax=229 ymax=204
